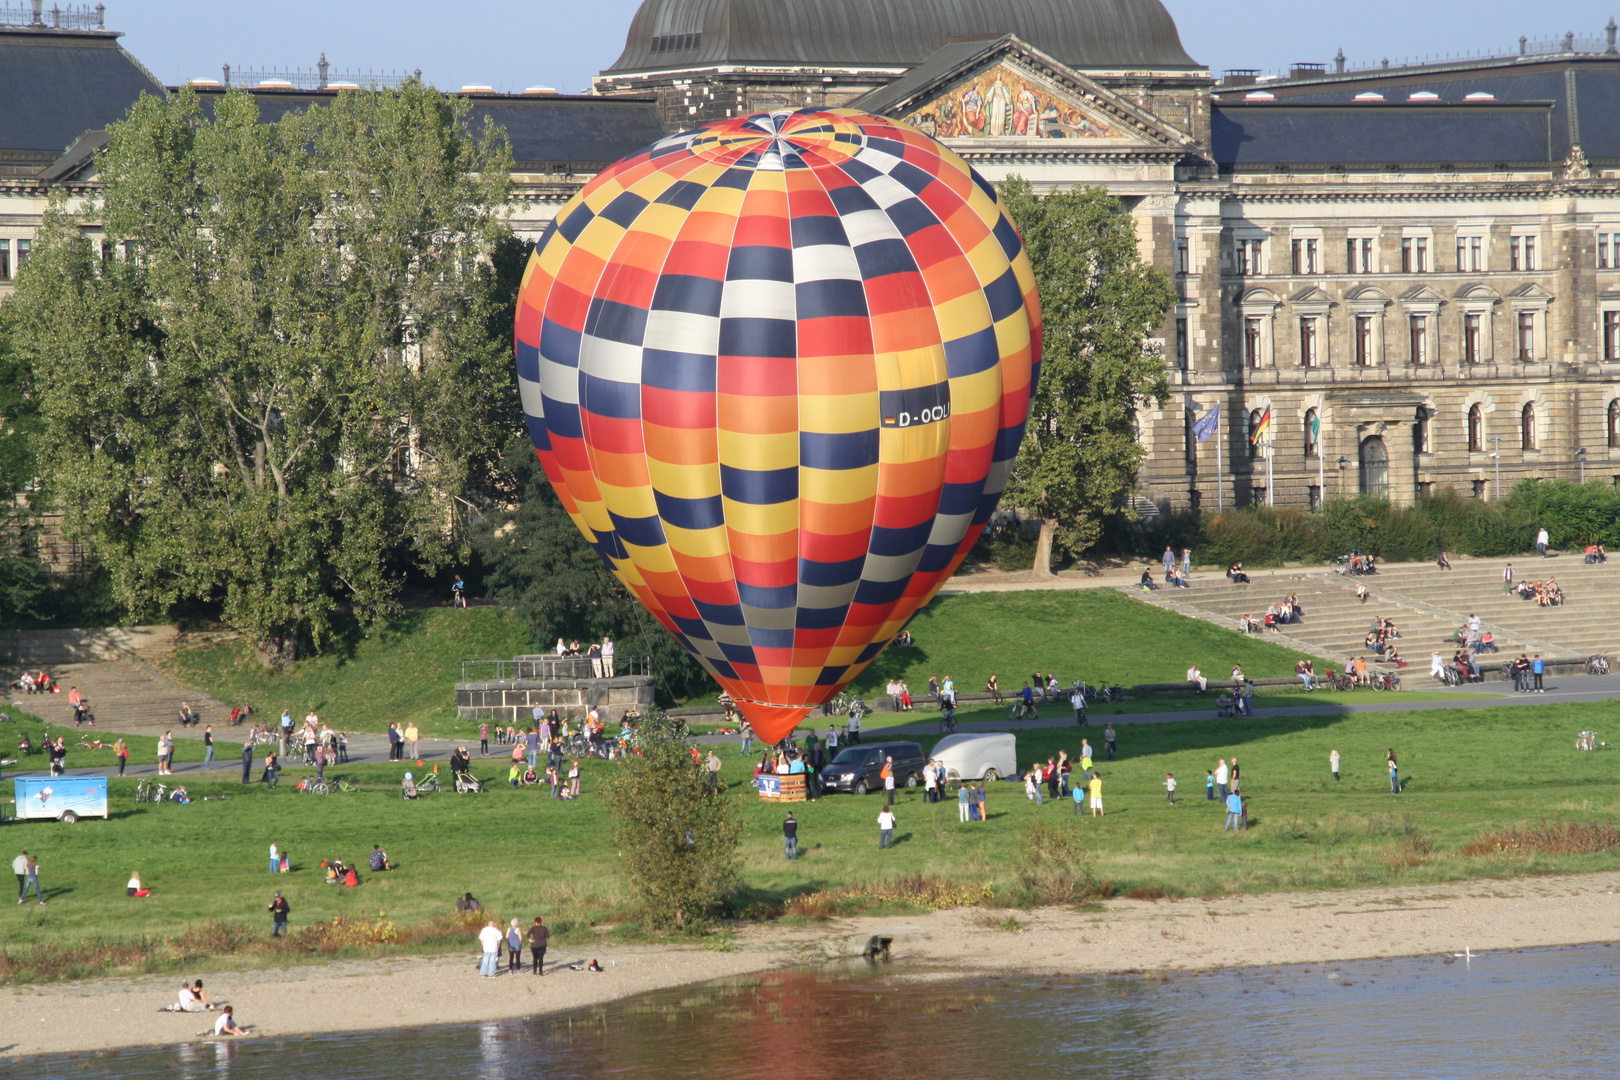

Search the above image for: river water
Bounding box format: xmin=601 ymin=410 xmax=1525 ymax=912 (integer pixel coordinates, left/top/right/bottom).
xmin=18 ymin=945 xmax=1620 ymax=1078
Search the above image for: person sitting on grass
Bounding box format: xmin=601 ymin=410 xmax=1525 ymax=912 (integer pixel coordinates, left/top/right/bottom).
xmin=369 ymin=846 xmax=392 ymax=872
xmin=509 ymin=762 xmax=521 ymax=788
xmin=456 ymin=892 xmax=482 ymax=913
xmin=522 ymin=766 xmax=539 ymax=786
xmin=127 ymin=871 xmax=151 ymax=898
xmin=343 ymin=865 xmax=359 ymax=887
xmin=170 ymin=785 xmax=191 ymax=804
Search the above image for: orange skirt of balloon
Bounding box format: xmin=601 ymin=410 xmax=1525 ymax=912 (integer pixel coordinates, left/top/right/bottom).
xmin=736 ymin=703 xmax=814 ymax=746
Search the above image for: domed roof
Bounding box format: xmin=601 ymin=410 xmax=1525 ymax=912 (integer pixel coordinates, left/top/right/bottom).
xmin=605 ymin=0 xmax=1199 ymax=74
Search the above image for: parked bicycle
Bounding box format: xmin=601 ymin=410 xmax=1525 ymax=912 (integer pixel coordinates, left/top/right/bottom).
xmin=1587 ymin=655 xmax=1611 ymax=675
xmin=134 ymin=779 xmax=168 ymax=804
xmin=1371 ymin=672 xmax=1402 ymax=691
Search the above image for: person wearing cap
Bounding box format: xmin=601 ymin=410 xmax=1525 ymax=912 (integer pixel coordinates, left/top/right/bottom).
xmin=268 ymin=892 xmax=289 ymax=937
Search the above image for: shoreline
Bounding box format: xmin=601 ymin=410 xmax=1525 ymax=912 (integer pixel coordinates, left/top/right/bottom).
xmin=5 ymin=869 xmax=1618 ymax=1058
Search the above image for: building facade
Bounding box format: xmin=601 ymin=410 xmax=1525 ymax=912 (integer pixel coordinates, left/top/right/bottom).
xmin=6 ymin=0 xmax=1620 ymax=515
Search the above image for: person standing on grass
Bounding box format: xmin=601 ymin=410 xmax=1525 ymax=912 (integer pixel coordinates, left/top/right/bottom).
xmin=526 ymin=726 xmax=541 ymax=771
xmin=1215 ymin=759 xmax=1229 ymax=799
xmin=527 ymin=916 xmax=549 ymax=975
xmin=739 ymin=719 xmax=752 ymax=757
xmin=478 ymin=920 xmax=502 ymax=977
xmin=269 ymin=841 xmax=280 ymax=874
xmin=1105 ymin=724 xmax=1117 ymax=761
xmin=240 ymin=740 xmax=253 ymax=783
xmin=977 ymin=782 xmax=988 ymax=822
xmin=877 ymin=807 xmax=896 ymax=850
xmin=783 ymin=811 xmax=799 ymax=860
xmin=13 ymin=849 xmax=28 ymax=902
xmin=1330 ymin=749 xmax=1341 ymax=782
xmin=1229 ymin=757 xmax=1241 ymax=795
xmin=958 ymin=783 xmax=971 ymax=823
xmin=882 ymin=755 xmax=895 ymax=806
xmin=1224 ymin=790 xmax=1243 ymax=831
xmin=1205 ymin=769 xmax=1215 ymax=800
xmin=705 ymin=750 xmax=722 ymax=788
xmin=1088 ymin=771 xmax=1104 ymax=817
xmin=115 ymin=737 xmax=130 ymax=777
xmin=1079 ymin=738 xmax=1093 ymax=772
xmin=569 ymin=759 xmax=581 ymax=797
xmin=1164 ymin=772 xmax=1177 ymax=805
xmin=268 ymin=892 xmax=288 ymax=937
xmin=202 ymin=725 xmax=215 ymax=769
xmin=1025 ymin=766 xmax=1042 ymax=805
xmin=1388 ymin=749 xmax=1400 ymax=794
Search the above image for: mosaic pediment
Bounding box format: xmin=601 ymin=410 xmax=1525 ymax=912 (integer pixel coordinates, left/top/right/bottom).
xmin=902 ymin=62 xmax=1121 ymax=141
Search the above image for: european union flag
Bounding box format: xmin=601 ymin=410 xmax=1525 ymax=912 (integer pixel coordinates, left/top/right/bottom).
xmin=1191 ymin=404 xmax=1220 ymax=444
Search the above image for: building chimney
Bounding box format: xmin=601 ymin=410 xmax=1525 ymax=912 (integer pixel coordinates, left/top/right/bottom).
xmin=95 ymin=2 xmax=103 ymax=29
xmin=30 ymin=0 xmax=42 ymax=27
xmin=1608 ymin=17 xmax=1618 ymax=54
xmin=1381 ymin=57 xmax=1390 ymax=69
xmin=1520 ymin=35 xmax=1528 ymax=55
xmin=318 ymin=53 xmax=329 ymax=89
xmin=50 ymin=4 xmax=60 ymax=29
xmin=222 ymin=63 xmax=231 ymax=86
xmin=1335 ymin=49 xmax=1346 ymax=74
xmin=1564 ymin=31 xmax=1575 ymax=53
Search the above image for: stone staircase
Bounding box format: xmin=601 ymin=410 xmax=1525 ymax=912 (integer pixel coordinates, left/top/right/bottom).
xmin=1124 ymin=565 xmax=1550 ymax=667
xmin=1368 ymin=556 xmax=1620 ymax=659
xmin=6 ymin=658 xmax=230 ymax=738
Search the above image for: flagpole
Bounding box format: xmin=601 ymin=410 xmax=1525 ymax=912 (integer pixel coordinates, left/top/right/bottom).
xmin=1266 ymin=440 xmax=1274 ymax=507
xmin=1216 ymin=413 xmax=1224 ymax=515
xmin=1317 ymin=444 xmax=1324 ymax=510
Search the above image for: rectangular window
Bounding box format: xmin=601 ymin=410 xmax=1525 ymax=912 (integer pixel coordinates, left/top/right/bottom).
xmin=1510 ymin=235 xmax=1537 ymax=272
xmin=14 ymin=238 xmax=28 ymax=271
xmin=1409 ymin=315 xmax=1428 ymax=365
xmin=1464 ymin=313 xmax=1482 ymax=364
xmin=1401 ymin=237 xmax=1428 ymax=272
xmin=1601 ymin=233 xmax=1613 ymax=270
xmin=1244 ymin=317 xmax=1263 ymax=368
xmin=1457 ymin=235 xmax=1484 ymax=272
xmin=1175 ymin=317 xmax=1189 ymax=370
xmin=1299 ymin=317 xmax=1318 ymax=367
xmin=1605 ymin=311 xmax=1620 ymax=360
xmin=1414 ymin=411 xmax=1431 ymax=454
xmin=0 ymin=239 xmax=9 ymax=280
xmin=1236 ymin=238 xmax=1263 ymax=276
xmin=1401 ymin=238 xmax=1413 ymax=272
xmin=1346 ymin=238 xmax=1373 ymax=274
xmin=1291 ymin=238 xmax=1318 ymax=274
xmin=1517 ymin=312 xmax=1535 ymax=360
xmin=1176 ymin=238 xmax=1189 ymax=275
xmin=1354 ymin=315 xmax=1374 ymax=366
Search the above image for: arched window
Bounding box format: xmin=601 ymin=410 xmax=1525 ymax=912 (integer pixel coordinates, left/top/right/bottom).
xmin=1304 ymin=408 xmax=1320 ymax=458
xmin=1521 ymin=403 xmax=1536 ymax=450
xmin=1609 ymin=400 xmax=1620 ymax=448
xmin=1247 ymin=409 xmax=1263 ymax=458
xmin=1467 ymin=404 xmax=1483 ymax=452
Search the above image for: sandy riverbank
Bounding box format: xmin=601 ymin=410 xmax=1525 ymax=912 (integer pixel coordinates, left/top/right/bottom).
xmin=5 ymin=870 xmax=1618 ymax=1058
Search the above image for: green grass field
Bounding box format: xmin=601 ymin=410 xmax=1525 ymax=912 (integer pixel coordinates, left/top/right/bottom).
xmin=5 ymin=704 xmax=234 ymax=770
xmin=850 ymin=589 xmax=1333 ymax=696
xmin=159 ymin=608 xmax=532 ymax=738
xmin=5 ymin=699 xmax=1618 ymax=979
xmin=159 ymin=591 xmax=1338 ymax=738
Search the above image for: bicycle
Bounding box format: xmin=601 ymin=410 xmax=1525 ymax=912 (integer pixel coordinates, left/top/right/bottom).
xmin=299 ymin=777 xmax=330 ymax=795
xmin=335 ymin=777 xmax=362 ymax=793
xmin=1007 ymin=700 xmax=1039 ymax=721
xmin=938 ymin=712 xmax=957 ymax=736
xmin=1587 ymin=655 xmax=1611 ymax=675
xmin=1371 ymin=672 xmax=1401 ymax=691
xmin=134 ymin=779 xmax=167 ymax=804
xmin=79 ymin=739 xmax=111 ymax=751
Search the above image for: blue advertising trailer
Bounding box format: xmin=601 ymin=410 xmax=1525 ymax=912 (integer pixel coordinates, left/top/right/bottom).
xmin=13 ymin=776 xmax=109 ymax=823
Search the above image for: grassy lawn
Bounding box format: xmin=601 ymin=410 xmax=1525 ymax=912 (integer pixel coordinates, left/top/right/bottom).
xmin=4 ymin=705 xmax=239 ymax=770
xmin=5 ymin=699 xmax=1618 ymax=978
xmin=158 ymin=608 xmax=533 ymax=738
xmin=850 ymin=589 xmax=1335 ymax=698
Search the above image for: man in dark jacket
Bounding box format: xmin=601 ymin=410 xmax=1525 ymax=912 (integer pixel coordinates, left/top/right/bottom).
xmin=527 ymin=916 xmax=549 ymax=974
xmin=783 ymin=812 xmax=799 ymax=860
xmin=268 ymin=892 xmax=289 ymax=937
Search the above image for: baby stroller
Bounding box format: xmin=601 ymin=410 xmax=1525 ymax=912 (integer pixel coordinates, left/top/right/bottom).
xmin=454 ymin=770 xmax=484 ymax=794
xmin=1214 ymin=692 xmax=1238 ymax=719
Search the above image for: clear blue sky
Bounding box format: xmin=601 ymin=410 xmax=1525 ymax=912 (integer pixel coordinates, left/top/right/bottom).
xmin=116 ymin=0 xmax=1614 ymax=95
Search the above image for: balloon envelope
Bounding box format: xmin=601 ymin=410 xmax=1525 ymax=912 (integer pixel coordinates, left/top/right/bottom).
xmin=515 ymin=108 xmax=1040 ymax=745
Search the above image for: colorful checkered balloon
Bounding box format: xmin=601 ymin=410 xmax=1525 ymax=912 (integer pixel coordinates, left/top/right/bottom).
xmin=515 ymin=108 xmax=1040 ymax=744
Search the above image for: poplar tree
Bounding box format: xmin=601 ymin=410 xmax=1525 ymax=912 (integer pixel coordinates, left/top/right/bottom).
xmin=997 ymin=179 xmax=1175 ymax=576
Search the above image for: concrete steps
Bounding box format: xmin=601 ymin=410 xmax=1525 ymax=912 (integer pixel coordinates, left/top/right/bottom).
xmin=7 ymin=658 xmax=231 ymax=738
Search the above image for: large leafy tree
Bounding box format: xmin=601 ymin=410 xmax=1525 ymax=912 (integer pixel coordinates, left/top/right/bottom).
xmin=7 ymin=84 xmax=518 ymax=664
xmin=998 ymin=179 xmax=1176 ymax=575
xmin=474 ymin=435 xmax=711 ymax=706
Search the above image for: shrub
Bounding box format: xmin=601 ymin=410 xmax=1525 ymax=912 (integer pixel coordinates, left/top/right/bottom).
xmin=784 ymin=875 xmax=994 ymax=919
xmin=1011 ymin=820 xmax=1106 ymax=906
xmin=1464 ymin=821 xmax=1620 ymax=857
xmin=602 ymin=713 xmax=740 ymax=931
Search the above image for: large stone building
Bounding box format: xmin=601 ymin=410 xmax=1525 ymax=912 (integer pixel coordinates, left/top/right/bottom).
xmin=6 ymin=0 xmax=1620 ymax=515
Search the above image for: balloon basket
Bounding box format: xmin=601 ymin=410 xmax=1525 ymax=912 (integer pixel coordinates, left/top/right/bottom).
xmin=755 ymin=774 xmax=807 ymax=802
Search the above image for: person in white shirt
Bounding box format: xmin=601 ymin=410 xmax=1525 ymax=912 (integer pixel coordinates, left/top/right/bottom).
xmin=478 ymin=920 xmax=504 ymax=977
xmin=211 ymin=1006 xmax=246 ymax=1036
xmin=601 ymin=637 xmax=615 ymax=677
xmin=1186 ymin=666 xmax=1207 ymax=693
xmin=1164 ymin=773 xmax=1177 ymax=805
xmin=1430 ymin=652 xmax=1445 ymax=680
xmin=877 ymin=808 xmax=896 ymax=849
xmin=1215 ymin=759 xmax=1230 ymax=797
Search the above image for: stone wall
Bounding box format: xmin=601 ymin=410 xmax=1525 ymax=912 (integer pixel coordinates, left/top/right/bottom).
xmin=0 ymin=625 xmax=179 ymax=666
xmin=454 ymin=675 xmax=655 ymax=725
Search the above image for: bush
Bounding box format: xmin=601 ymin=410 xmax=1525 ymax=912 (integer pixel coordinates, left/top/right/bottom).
xmin=965 ymin=518 xmax=1038 ymax=571
xmin=602 ymin=713 xmax=740 ymax=931
xmin=1011 ymin=820 xmax=1106 ymax=906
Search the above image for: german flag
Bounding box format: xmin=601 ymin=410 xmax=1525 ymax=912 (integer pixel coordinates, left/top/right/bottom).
xmin=1250 ymin=407 xmax=1272 ymax=445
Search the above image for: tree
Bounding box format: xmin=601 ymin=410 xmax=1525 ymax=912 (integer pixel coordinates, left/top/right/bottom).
xmin=602 ymin=714 xmax=740 ymax=931
xmin=473 ymin=435 xmax=711 ymax=706
xmin=997 ymin=179 xmax=1176 ymax=576
xmin=7 ymin=84 xmax=518 ymax=665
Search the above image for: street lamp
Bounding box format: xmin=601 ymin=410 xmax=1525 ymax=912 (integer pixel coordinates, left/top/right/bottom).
xmin=1576 ymin=446 xmax=1588 ymax=484
xmin=1487 ymin=435 xmax=1503 ymax=500
xmin=1336 ymin=455 xmax=1351 ymax=498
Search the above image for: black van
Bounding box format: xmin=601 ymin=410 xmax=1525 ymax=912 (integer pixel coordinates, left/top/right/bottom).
xmin=819 ymin=741 xmax=927 ymax=795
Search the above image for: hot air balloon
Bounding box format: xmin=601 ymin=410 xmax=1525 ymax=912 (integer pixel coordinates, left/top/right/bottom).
xmin=514 ymin=108 xmax=1040 ymax=746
